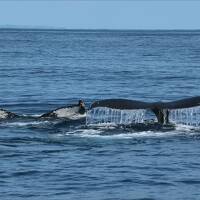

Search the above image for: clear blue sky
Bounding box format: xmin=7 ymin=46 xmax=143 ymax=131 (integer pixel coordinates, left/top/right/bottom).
xmin=0 ymin=1 xmax=200 ymax=29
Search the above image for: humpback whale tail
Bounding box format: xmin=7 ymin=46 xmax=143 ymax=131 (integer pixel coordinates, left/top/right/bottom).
xmin=90 ymin=97 xmax=200 ymax=125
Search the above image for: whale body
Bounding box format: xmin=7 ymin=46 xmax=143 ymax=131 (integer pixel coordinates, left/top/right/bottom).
xmin=1 ymin=97 xmax=200 ymax=125
xmin=0 ymin=109 xmax=18 ymax=120
xmin=40 ymin=104 xmax=86 ymax=120
xmin=0 ymin=100 xmax=86 ymax=121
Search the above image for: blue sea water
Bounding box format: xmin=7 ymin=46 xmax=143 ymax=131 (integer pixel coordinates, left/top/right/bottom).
xmin=0 ymin=29 xmax=200 ymax=200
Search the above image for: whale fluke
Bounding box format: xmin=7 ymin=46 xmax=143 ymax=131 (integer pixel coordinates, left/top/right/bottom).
xmin=160 ymin=96 xmax=200 ymax=109
xmin=91 ymin=99 xmax=151 ymax=110
xmin=90 ymin=97 xmax=200 ymax=124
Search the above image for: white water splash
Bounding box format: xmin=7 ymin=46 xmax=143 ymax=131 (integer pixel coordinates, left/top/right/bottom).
xmin=65 ymin=129 xmax=104 ymax=136
xmin=87 ymin=106 xmax=200 ymax=127
xmin=63 ymin=126 xmax=200 ymax=139
xmin=1 ymin=121 xmax=51 ymax=127
xmin=22 ymin=114 xmax=41 ymax=117
xmin=169 ymin=106 xmax=200 ymax=127
xmin=86 ymin=107 xmax=147 ymax=125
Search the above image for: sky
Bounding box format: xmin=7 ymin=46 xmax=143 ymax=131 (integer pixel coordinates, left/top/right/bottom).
xmin=0 ymin=1 xmax=200 ymax=29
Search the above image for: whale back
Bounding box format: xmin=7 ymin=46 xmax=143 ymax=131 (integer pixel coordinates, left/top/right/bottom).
xmin=0 ymin=109 xmax=18 ymax=120
xmin=40 ymin=104 xmax=86 ymax=120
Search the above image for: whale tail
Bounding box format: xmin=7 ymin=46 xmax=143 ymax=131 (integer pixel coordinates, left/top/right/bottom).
xmin=90 ymin=96 xmax=200 ymax=125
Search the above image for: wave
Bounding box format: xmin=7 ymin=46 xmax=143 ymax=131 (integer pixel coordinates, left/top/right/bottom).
xmin=1 ymin=120 xmax=51 ymax=127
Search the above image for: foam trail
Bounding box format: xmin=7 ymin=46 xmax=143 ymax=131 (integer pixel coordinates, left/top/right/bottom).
xmin=0 ymin=121 xmax=51 ymax=127
xmin=64 ymin=127 xmax=198 ymax=139
xmin=86 ymin=107 xmax=146 ymax=125
xmin=169 ymin=106 xmax=200 ymax=126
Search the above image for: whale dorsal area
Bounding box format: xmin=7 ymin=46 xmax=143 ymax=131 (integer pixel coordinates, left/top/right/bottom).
xmin=0 ymin=109 xmax=18 ymax=120
xmin=40 ymin=104 xmax=86 ymax=120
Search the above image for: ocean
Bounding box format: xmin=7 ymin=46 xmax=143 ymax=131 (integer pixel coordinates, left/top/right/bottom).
xmin=0 ymin=29 xmax=200 ymax=200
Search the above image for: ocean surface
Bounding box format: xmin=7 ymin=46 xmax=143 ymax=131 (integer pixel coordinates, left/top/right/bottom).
xmin=0 ymin=29 xmax=200 ymax=200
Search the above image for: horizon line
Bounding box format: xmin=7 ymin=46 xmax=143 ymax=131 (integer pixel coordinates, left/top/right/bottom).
xmin=1 ymin=27 xmax=200 ymax=31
